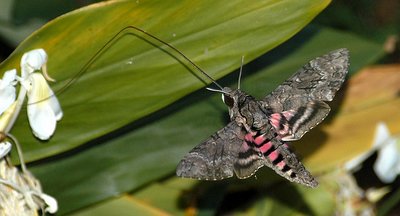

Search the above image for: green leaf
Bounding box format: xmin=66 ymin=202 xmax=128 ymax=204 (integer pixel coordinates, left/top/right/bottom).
xmin=378 ymin=185 xmax=400 ymax=216
xmin=30 ymin=26 xmax=383 ymax=214
xmin=69 ymin=195 xmax=171 ymax=216
xmin=133 ymin=178 xmax=200 ymax=215
xmin=0 ymin=0 xmax=330 ymax=162
xmin=69 ymin=174 xmax=335 ymax=216
xmin=232 ymin=183 xmax=334 ymax=216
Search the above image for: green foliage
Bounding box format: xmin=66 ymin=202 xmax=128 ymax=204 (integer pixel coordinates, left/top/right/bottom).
xmin=1 ymin=0 xmax=330 ymax=162
xmin=31 ymin=25 xmax=382 ymax=214
xmin=1 ymin=0 xmax=396 ymax=215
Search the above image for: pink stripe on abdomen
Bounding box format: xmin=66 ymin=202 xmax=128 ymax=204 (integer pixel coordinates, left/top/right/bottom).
xmin=259 ymin=141 xmax=273 ymax=153
xmin=268 ymin=150 xmax=279 ymax=161
xmin=277 ymin=161 xmax=286 ymax=169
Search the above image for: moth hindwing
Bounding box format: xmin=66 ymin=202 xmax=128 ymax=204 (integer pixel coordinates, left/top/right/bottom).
xmin=176 ymin=48 xmax=349 ymax=188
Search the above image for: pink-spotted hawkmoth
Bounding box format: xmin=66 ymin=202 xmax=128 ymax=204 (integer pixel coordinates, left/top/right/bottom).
xmin=176 ymin=49 xmax=349 ymax=188
xmin=17 ymin=22 xmax=348 ymax=188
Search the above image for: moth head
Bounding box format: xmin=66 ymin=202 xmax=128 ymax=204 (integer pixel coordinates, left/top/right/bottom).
xmin=206 ymin=86 xmax=240 ymax=109
xmin=221 ymin=87 xmax=235 ymax=108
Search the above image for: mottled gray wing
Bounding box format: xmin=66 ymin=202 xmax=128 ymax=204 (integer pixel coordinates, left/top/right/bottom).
xmin=176 ymin=122 xmax=246 ymax=180
xmin=263 ymin=48 xmax=349 ymax=140
xmin=263 ymin=138 xmax=318 ymax=188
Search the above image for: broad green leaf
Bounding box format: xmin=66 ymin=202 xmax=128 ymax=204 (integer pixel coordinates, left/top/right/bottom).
xmin=31 ymin=26 xmax=383 ymax=214
xmin=13 ymin=0 xmax=100 ymax=23
xmin=69 ymin=195 xmax=170 ymax=216
xmin=232 ymin=183 xmax=334 ymax=216
xmin=71 ymin=175 xmax=334 ymax=216
xmin=70 ymin=178 xmax=240 ymax=216
xmin=0 ymin=0 xmax=330 ymax=162
xmin=70 ymin=195 xmax=170 ymax=216
xmin=133 ymin=178 xmax=200 ymax=215
xmin=379 ymin=184 xmax=400 ymax=216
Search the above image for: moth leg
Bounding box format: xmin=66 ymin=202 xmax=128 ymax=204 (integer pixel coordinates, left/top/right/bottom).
xmin=235 ymin=116 xmax=252 ymax=133
xmin=281 ymin=133 xmax=302 ymax=141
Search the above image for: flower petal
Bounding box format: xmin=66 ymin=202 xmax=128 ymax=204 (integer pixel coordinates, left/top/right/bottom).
xmin=371 ymin=122 xmax=390 ymax=148
xmin=373 ymin=138 xmax=399 ymax=183
xmin=20 ymin=49 xmax=47 ymax=78
xmin=0 ymin=86 xmax=16 ymax=115
xmin=46 ymin=88 xmax=63 ymax=121
xmin=28 ymin=103 xmax=56 ymax=140
xmin=39 ymin=193 xmax=58 ymax=214
xmin=373 ymin=123 xmax=400 ymax=183
xmin=0 ymin=102 xmax=17 ymax=132
xmin=28 ymin=72 xmax=62 ymax=120
xmin=1 ymin=69 xmax=17 ymax=84
xmin=27 ymin=73 xmax=60 ymax=140
xmin=344 ymin=122 xmax=394 ymax=172
xmin=0 ymin=141 xmax=11 ymax=158
xmin=0 ymin=69 xmax=17 ymax=115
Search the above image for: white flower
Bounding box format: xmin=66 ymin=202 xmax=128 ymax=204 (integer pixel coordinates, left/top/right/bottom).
xmin=19 ymin=49 xmax=63 ymax=140
xmin=38 ymin=193 xmax=58 ymax=214
xmin=21 ymin=49 xmax=48 ymax=78
xmin=0 ymin=48 xmax=60 ymax=215
xmin=345 ymin=122 xmax=400 ymax=183
xmin=0 ymin=69 xmax=17 ymax=115
xmin=373 ymin=123 xmax=400 ymax=183
xmin=0 ymin=141 xmax=11 ymax=158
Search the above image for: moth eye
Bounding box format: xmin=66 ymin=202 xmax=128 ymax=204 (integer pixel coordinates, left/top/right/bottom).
xmin=222 ymin=94 xmax=234 ymax=107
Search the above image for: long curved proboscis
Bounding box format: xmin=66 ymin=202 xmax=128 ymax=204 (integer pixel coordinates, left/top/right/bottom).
xmin=28 ymin=25 xmax=224 ymax=105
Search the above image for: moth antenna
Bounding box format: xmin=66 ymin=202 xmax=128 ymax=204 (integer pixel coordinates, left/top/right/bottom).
xmin=206 ymin=87 xmax=227 ymax=94
xmin=237 ymin=55 xmax=244 ymax=89
xmin=28 ymin=26 xmax=131 ymax=105
xmin=124 ymin=26 xmax=224 ymax=90
xmin=29 ymin=25 xmax=224 ymax=105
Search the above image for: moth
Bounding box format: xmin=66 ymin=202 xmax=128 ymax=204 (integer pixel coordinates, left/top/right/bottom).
xmin=176 ymin=48 xmax=349 ymax=188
